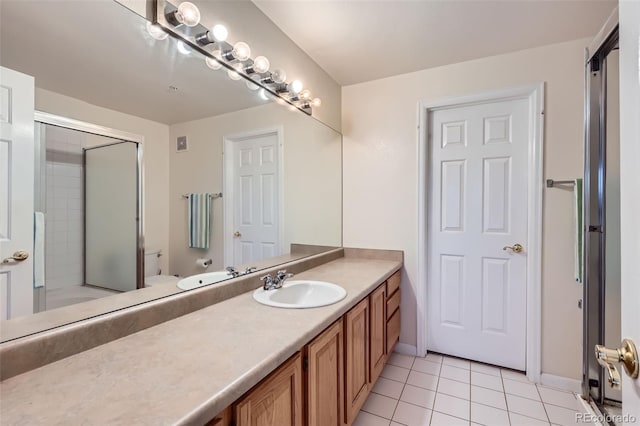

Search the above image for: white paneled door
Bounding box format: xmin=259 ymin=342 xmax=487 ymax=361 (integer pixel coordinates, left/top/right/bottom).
xmin=0 ymin=67 xmax=35 ymax=320
xmin=427 ymin=97 xmax=529 ymax=370
xmin=226 ymin=131 xmax=281 ymax=266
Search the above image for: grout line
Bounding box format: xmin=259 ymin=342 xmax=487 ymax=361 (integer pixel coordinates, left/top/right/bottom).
xmin=536 ymin=384 xmax=552 ymax=424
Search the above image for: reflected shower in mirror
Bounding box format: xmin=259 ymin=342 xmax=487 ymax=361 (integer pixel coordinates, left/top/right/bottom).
xmin=0 ymin=0 xmax=341 ymax=342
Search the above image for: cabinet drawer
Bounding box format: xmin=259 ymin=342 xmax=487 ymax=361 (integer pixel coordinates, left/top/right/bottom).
xmin=386 ymin=309 xmax=400 ymax=354
xmin=386 ymin=270 xmax=401 ymax=296
xmin=386 ymin=289 xmax=400 ymax=320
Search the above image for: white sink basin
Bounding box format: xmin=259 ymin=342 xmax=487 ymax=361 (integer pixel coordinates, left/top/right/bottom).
xmin=177 ymin=271 xmax=231 ymax=290
xmin=253 ymin=280 xmax=347 ymax=309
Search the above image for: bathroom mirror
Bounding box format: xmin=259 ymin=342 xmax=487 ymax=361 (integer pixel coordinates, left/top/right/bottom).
xmin=0 ymin=0 xmax=341 ymax=341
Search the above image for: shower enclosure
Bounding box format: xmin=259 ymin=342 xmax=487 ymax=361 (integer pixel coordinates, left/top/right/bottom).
xmin=34 ymin=119 xmax=143 ymax=311
xmin=582 ymin=20 xmax=623 ymax=420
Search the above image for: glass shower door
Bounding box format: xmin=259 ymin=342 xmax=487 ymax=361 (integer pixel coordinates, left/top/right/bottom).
xmin=84 ymin=141 xmax=140 ymax=292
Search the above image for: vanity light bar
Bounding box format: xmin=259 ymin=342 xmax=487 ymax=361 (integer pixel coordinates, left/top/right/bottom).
xmin=152 ymin=0 xmax=318 ymax=115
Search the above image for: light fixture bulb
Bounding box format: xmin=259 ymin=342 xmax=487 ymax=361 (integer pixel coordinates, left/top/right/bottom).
xmin=271 ymin=69 xmax=286 ymax=84
xmin=258 ymin=89 xmax=269 ymax=101
xmin=289 ymin=80 xmax=303 ymax=94
xmin=228 ymin=62 xmax=244 ymax=80
xmin=232 ymin=42 xmax=251 ymax=61
xmin=253 ymin=56 xmax=270 ymax=74
xmin=205 ymin=57 xmax=222 ymax=70
xmin=176 ymin=2 xmax=200 ymax=27
xmin=146 ymin=22 xmax=168 ymax=40
xmin=299 ymin=89 xmax=311 ymax=100
xmin=211 ymin=24 xmax=228 ymax=42
xmin=177 ymin=40 xmax=191 ymax=55
xmin=311 ymin=97 xmax=322 ymax=107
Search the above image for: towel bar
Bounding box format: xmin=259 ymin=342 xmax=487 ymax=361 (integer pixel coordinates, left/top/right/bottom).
xmin=546 ymin=179 xmax=576 ymax=188
xmin=181 ymin=192 xmax=223 ymax=199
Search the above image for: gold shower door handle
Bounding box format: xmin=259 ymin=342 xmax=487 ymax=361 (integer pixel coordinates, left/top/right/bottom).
xmin=233 ymin=231 xmax=242 ymax=237
xmin=595 ymin=339 xmax=639 ymax=390
xmin=1 ymin=250 xmax=29 ymax=264
xmin=502 ymin=243 xmax=523 ymax=253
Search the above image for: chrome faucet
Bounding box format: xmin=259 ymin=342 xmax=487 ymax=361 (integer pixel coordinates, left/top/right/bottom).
xmin=225 ymin=266 xmax=240 ymax=277
xmin=260 ymin=270 xmax=295 ymax=290
xmin=244 ymin=266 xmax=257 ymax=275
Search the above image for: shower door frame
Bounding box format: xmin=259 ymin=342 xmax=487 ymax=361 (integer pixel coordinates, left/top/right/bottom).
xmin=582 ymin=15 xmax=619 ymax=410
xmin=34 ymin=112 xmax=145 ymax=291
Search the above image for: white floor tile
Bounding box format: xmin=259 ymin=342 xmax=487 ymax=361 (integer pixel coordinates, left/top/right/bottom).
xmin=407 ymin=370 xmax=439 ymax=391
xmin=501 ymin=369 xmax=531 ymax=383
xmin=509 ymin=412 xmax=551 ymax=425
xmin=443 ymin=356 xmax=471 ymax=370
xmin=437 ymin=378 xmax=470 ymax=400
xmin=506 ymin=394 xmax=548 ymax=422
xmin=389 ymin=352 xmax=416 ymax=369
xmin=430 ymin=411 xmax=469 ymax=426
xmin=425 ymin=353 xmax=444 ymax=363
xmin=382 ymin=364 xmax=411 ymax=383
xmin=471 ymin=371 xmax=503 ymax=391
xmin=470 ymin=401 xmax=509 ymax=425
xmin=545 ymin=403 xmax=581 ymax=425
xmin=412 ymin=358 xmax=442 ymax=376
xmin=503 ymin=378 xmax=541 ymax=400
xmin=470 ymin=362 xmax=501 ymax=377
xmin=537 ymin=386 xmax=578 ymax=410
xmin=392 ymin=400 xmax=432 ymax=426
xmin=373 ymin=377 xmax=405 ymax=399
xmin=434 ymin=393 xmax=470 ymax=420
xmin=353 ymin=410 xmax=391 ymax=426
xmin=470 ymin=385 xmax=507 ymax=410
xmin=391 ymin=423 xmax=405 ymax=426
xmin=362 ymin=392 xmax=398 ymax=420
xmin=440 ymin=365 xmax=471 ymax=384
xmin=400 ymin=384 xmax=437 ymax=409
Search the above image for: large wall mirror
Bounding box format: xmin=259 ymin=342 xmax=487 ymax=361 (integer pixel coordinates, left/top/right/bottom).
xmin=0 ymin=0 xmax=342 ymax=341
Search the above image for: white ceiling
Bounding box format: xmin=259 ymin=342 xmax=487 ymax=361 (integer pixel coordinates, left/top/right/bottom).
xmin=254 ymin=0 xmax=617 ymax=86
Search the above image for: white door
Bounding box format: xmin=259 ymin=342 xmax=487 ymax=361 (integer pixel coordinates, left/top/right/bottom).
xmin=226 ymin=131 xmax=281 ymax=266
xmin=619 ymin=0 xmax=640 ymax=417
xmin=427 ymin=97 xmax=529 ymax=370
xmin=0 ymin=67 xmax=35 ymax=319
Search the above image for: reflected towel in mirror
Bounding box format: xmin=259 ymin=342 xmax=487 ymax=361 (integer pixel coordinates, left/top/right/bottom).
xmin=188 ymin=193 xmax=211 ymax=249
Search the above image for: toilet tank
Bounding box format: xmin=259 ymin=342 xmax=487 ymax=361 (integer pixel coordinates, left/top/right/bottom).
xmin=144 ymin=249 xmax=161 ymax=277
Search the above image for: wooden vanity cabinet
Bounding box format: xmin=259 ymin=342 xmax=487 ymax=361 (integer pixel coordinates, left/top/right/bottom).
xmin=305 ymin=319 xmax=344 ymax=426
xmin=386 ymin=271 xmax=401 ymax=353
xmin=233 ymin=353 xmax=303 ymax=426
xmin=369 ymin=283 xmax=387 ymax=384
xmin=344 ymin=298 xmax=369 ymax=425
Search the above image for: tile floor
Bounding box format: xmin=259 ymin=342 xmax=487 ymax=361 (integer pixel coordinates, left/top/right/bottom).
xmin=354 ymin=352 xmax=588 ymax=426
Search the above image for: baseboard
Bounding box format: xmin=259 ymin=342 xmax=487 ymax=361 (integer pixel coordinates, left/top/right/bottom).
xmin=540 ymin=373 xmax=582 ymax=393
xmin=576 ymin=395 xmax=605 ymax=425
xmin=394 ymin=343 xmax=418 ymax=356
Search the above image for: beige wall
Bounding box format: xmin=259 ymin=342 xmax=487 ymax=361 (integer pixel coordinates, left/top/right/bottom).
xmin=35 ymin=88 xmax=171 ymax=273
xmin=169 ymin=103 xmax=341 ymax=277
xmin=342 ymin=38 xmax=589 ymax=380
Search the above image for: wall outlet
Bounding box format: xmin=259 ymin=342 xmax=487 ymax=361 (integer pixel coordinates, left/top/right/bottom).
xmin=176 ymin=136 xmax=188 ymax=152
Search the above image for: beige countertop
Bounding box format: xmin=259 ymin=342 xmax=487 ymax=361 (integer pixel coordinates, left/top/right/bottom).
xmin=0 ymin=256 xmax=401 ymax=425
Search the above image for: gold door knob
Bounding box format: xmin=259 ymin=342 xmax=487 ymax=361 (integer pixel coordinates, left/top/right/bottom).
xmin=502 ymin=243 xmax=523 ymax=253
xmin=233 ymin=231 xmax=242 ymax=237
xmin=595 ymin=339 xmax=639 ymax=390
xmin=1 ymin=250 xmax=29 ymax=264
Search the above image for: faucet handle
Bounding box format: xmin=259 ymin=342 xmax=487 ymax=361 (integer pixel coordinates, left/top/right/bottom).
xmin=260 ymin=274 xmax=273 ymax=282
xmin=276 ymin=270 xmax=288 ymax=279
xmin=244 ymin=266 xmax=257 ymax=274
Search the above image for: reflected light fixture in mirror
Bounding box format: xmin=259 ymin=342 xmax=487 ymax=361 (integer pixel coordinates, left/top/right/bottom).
xmin=153 ymin=0 xmax=320 ymax=115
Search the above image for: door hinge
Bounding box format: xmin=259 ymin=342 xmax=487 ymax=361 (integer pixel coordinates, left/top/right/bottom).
xmin=588 ymin=225 xmax=603 ymax=233
xmin=589 ymin=378 xmax=600 ymax=388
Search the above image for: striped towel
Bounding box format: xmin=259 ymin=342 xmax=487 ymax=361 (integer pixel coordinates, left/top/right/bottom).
xmin=574 ymin=178 xmax=583 ymax=283
xmin=188 ymin=193 xmax=211 ymax=249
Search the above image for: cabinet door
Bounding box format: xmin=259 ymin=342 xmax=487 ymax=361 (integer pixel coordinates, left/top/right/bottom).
xmin=369 ymin=283 xmax=387 ymax=384
xmin=234 ymin=353 xmax=303 ymax=426
xmin=307 ymin=319 xmax=344 ymax=426
xmin=344 ymin=298 xmax=369 ymax=425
